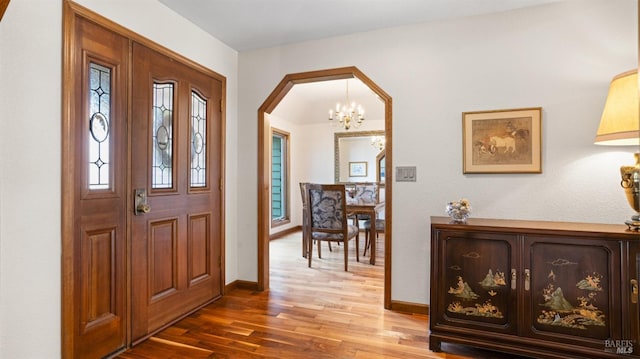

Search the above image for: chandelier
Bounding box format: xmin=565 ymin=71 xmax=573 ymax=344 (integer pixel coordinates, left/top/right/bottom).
xmin=371 ymin=136 xmax=385 ymax=151
xmin=328 ymin=80 xmax=365 ymax=130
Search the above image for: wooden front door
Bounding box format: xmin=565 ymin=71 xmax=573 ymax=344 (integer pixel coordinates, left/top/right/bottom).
xmin=63 ymin=3 xmax=225 ymax=356
xmin=130 ymin=42 xmax=223 ymax=342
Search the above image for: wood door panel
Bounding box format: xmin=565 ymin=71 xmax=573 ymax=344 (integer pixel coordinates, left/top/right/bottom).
xmin=81 ymin=226 xmax=116 ymax=329
xmin=188 ymin=213 xmax=211 ymax=283
xmin=149 ymin=219 xmax=178 ymax=299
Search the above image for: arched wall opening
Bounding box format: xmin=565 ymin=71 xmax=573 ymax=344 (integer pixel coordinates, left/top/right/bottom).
xmin=256 ymin=66 xmax=394 ymax=308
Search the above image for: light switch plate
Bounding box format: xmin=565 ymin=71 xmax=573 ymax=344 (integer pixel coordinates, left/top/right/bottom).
xmin=396 ymin=166 xmax=417 ymax=182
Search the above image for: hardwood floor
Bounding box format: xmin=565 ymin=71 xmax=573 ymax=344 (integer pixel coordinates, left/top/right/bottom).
xmin=118 ymin=231 xmax=528 ymax=358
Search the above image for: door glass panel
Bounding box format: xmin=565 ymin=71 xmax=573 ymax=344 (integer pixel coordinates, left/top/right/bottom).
xmin=88 ymin=62 xmax=111 ymax=190
xmin=190 ymin=91 xmax=207 ymax=188
xmin=152 ymin=82 xmax=174 ymax=189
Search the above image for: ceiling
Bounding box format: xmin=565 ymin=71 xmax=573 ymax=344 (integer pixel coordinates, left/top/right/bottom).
xmin=158 ymin=0 xmax=564 ymax=52
xmin=271 ymin=78 xmax=385 ymax=125
xmin=157 ymin=0 xmax=564 ymax=125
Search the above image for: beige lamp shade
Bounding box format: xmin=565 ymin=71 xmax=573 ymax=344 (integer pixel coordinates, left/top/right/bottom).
xmin=595 ymin=70 xmax=640 ymax=146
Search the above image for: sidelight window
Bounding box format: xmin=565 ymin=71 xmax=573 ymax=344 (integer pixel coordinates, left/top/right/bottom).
xmin=88 ymin=62 xmax=111 ymax=190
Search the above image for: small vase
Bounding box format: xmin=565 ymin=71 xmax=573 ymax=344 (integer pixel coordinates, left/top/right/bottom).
xmin=448 ymin=211 xmax=469 ymax=223
xmin=446 ymin=202 xmax=470 ymax=223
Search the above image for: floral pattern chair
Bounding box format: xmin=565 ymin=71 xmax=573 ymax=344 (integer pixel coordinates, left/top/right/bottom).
xmin=305 ymin=183 xmax=359 ymax=271
xmin=345 ymin=182 xmax=382 ymax=255
xmin=347 ymin=183 xmax=378 ymax=205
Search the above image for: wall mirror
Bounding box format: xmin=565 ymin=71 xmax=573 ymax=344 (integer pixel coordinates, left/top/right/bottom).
xmin=334 ymin=130 xmax=385 ymax=183
xmin=376 ymin=150 xmax=386 ymax=183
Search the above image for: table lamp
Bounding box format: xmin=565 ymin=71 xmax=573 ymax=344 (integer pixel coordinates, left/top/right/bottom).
xmin=595 ymin=69 xmax=640 ymax=230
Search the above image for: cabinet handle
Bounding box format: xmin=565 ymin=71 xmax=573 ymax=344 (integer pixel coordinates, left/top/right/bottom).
xmin=511 ymin=268 xmax=517 ymax=290
xmin=632 ymin=279 xmax=638 ymax=304
xmin=524 ymin=269 xmax=531 ymax=291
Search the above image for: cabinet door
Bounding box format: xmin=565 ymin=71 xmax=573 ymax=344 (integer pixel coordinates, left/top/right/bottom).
xmin=629 ymin=241 xmax=640 ymax=356
xmin=523 ymin=235 xmax=621 ymax=349
xmin=431 ymin=229 xmax=518 ymax=335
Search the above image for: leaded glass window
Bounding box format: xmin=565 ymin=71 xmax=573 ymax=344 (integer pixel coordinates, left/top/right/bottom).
xmin=152 ymin=82 xmax=174 ymax=189
xmin=190 ymin=91 xmax=207 ymax=187
xmin=88 ymin=62 xmax=111 ymax=190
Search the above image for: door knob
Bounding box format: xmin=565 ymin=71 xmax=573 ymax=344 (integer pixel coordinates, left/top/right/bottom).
xmin=134 ymin=188 xmax=150 ymax=215
xmin=136 ymin=203 xmax=150 ymax=214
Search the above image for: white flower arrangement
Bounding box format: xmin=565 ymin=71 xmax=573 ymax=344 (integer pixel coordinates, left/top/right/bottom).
xmin=446 ymin=198 xmax=471 ymax=221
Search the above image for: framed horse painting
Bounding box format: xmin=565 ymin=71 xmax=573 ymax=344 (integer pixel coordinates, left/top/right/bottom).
xmin=462 ymin=107 xmax=542 ymax=174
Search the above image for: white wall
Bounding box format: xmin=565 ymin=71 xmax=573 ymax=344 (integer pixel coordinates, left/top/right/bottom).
xmin=0 ymin=1 xmax=62 ymax=357
xmin=0 ymin=0 xmax=238 ymax=357
xmin=238 ymin=0 xmax=638 ymax=304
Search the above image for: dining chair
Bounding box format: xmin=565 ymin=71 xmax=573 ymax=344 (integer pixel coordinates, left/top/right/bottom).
xmin=299 ymin=182 xmax=310 ymax=258
xmin=363 ymin=218 xmax=384 ymax=257
xmin=350 ymin=182 xmax=379 ymax=204
xmin=305 ymin=183 xmax=359 ymax=271
xmin=300 ymin=182 xmax=337 ymax=258
xmin=346 ymin=182 xmax=379 ymax=228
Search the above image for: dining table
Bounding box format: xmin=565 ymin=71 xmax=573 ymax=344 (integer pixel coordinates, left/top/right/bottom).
xmin=346 ymin=199 xmax=385 ymax=265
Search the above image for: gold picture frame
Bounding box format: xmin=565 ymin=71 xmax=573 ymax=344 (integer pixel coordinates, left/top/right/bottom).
xmin=349 ymin=161 xmax=368 ymax=177
xmin=463 ymin=107 xmax=542 ymax=174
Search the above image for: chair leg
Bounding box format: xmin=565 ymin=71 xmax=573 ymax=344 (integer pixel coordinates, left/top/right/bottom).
xmin=328 ymin=242 xmax=332 ymax=252
xmin=363 ymin=229 xmax=370 ymax=256
xmin=307 ymin=236 xmax=312 ymax=267
xmin=302 ymin=233 xmax=307 ymax=258
xmin=355 ymin=235 xmax=360 ymax=262
xmin=317 ymin=238 xmax=322 ymax=258
xmin=343 ymin=239 xmax=348 ymax=271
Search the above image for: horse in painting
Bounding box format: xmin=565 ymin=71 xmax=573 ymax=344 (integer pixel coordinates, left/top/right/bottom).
xmin=489 ymin=135 xmax=516 ymax=154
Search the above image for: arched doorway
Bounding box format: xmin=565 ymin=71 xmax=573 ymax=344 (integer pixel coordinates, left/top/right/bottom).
xmin=257 ymin=66 xmax=393 ymax=308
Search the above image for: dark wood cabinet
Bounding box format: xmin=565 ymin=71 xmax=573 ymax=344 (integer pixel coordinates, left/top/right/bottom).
xmin=430 ymin=217 xmax=640 ymax=359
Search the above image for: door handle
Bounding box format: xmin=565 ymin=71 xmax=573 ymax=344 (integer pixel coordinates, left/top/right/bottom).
xmin=134 ymin=188 xmax=150 ymax=215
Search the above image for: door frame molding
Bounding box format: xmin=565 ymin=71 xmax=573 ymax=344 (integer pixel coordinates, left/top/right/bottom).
xmin=61 ymin=1 xmax=227 ymax=356
xmin=257 ymin=66 xmax=393 ymax=308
